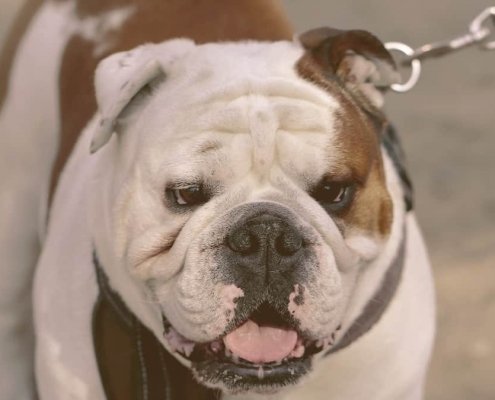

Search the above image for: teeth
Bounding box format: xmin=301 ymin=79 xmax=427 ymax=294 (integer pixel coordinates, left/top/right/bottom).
xmin=221 ymin=346 xmax=243 ymax=364
xmin=315 ymin=338 xmax=333 ymax=349
xmin=290 ymin=343 xmax=305 ymax=358
xmin=164 ymin=327 xmax=195 ymax=357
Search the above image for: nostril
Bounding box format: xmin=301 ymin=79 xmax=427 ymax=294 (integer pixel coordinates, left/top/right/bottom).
xmin=227 ymin=228 xmax=259 ymax=254
xmin=274 ymin=231 xmax=303 ymax=256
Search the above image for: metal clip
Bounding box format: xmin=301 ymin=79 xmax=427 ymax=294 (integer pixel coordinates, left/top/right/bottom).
xmin=386 ymin=6 xmax=495 ymax=93
xmin=470 ymin=6 xmax=495 ymax=50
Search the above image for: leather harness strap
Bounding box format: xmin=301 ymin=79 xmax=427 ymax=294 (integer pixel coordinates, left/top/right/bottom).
xmin=92 ymin=255 xmax=220 ymax=400
xmin=326 ymin=226 xmax=407 ymax=355
xmin=382 ymin=124 xmax=414 ymax=212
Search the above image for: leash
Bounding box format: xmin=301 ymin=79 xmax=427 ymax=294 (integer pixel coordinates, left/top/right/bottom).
xmin=385 ymin=6 xmax=495 ymax=92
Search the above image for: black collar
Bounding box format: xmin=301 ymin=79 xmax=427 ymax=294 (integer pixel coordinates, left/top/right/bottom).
xmin=326 ymin=226 xmax=407 ymax=355
xmin=382 ymin=124 xmax=414 ymax=212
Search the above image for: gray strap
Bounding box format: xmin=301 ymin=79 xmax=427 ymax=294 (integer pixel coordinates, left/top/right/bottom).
xmin=327 ymin=227 xmax=407 ymax=355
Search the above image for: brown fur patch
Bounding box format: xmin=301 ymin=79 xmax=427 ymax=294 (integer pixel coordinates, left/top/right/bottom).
xmin=296 ymin=55 xmax=393 ymax=237
xmin=50 ymin=0 xmax=293 ymax=201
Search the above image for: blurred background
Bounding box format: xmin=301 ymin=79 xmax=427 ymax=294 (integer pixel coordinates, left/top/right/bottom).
xmin=1 ymin=0 xmax=494 ymax=398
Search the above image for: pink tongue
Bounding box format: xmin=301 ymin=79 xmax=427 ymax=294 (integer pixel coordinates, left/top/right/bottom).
xmin=223 ymin=320 xmax=298 ymax=363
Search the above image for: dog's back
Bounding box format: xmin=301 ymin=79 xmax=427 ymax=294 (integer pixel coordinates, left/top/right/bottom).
xmin=0 ymin=2 xmax=292 ymax=397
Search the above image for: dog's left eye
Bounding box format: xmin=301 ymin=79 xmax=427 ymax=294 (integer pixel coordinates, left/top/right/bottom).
xmin=168 ymin=185 xmax=209 ymax=207
xmin=310 ymin=180 xmax=355 ymax=212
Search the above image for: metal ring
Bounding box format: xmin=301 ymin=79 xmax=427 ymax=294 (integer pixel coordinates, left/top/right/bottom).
xmin=385 ymin=42 xmax=422 ymax=93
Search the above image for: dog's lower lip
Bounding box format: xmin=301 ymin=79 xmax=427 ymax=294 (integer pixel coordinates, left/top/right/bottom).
xmin=192 ymin=355 xmax=313 ymax=392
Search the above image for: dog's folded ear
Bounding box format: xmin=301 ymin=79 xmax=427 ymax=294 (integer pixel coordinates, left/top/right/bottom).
xmin=90 ymin=45 xmax=165 ymax=153
xmin=298 ymin=28 xmax=400 ymax=108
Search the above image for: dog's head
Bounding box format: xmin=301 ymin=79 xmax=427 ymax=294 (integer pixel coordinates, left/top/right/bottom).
xmin=88 ymin=29 xmax=407 ymax=394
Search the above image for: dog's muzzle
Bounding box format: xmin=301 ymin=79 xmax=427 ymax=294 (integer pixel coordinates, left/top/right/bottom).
xmin=157 ymin=203 xmax=348 ymax=393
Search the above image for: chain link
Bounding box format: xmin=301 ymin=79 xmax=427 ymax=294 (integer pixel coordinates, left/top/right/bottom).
xmin=470 ymin=6 xmax=495 ymax=50
xmin=386 ymin=7 xmax=495 ymax=93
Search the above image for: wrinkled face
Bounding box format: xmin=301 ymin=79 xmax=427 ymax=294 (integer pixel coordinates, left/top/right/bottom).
xmin=95 ymin=39 xmax=399 ymax=393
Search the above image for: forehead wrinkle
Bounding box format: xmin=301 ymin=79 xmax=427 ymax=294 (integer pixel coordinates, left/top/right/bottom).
xmin=190 ymin=75 xmax=338 ymax=110
xmin=274 ymin=100 xmax=336 ymax=133
xmin=182 ymin=97 xmax=250 ymax=135
xmin=183 ymin=74 xmax=341 ymax=135
xmin=194 ymin=140 xmax=222 ymax=155
xmin=248 ymin=96 xmax=278 ymax=179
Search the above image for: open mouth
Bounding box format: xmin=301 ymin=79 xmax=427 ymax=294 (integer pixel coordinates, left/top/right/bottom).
xmin=162 ymin=302 xmax=341 ymax=392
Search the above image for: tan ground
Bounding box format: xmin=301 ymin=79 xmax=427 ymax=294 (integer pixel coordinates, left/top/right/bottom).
xmin=1 ymin=0 xmax=494 ymax=398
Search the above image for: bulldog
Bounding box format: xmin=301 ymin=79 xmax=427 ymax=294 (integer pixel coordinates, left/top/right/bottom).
xmin=0 ymin=1 xmax=435 ymax=399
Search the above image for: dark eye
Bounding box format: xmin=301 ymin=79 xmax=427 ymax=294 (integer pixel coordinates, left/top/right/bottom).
xmin=310 ymin=180 xmax=355 ymax=212
xmin=168 ymin=185 xmax=209 ymax=207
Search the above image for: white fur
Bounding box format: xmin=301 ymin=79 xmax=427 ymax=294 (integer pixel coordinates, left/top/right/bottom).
xmin=34 ymin=117 xmax=107 ymax=400
xmin=74 ymin=5 xmax=135 ymax=56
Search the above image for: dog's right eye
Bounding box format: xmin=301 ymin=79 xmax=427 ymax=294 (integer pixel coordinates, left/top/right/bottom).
xmin=167 ymin=185 xmax=209 ymax=207
xmin=310 ymin=178 xmax=356 ymax=213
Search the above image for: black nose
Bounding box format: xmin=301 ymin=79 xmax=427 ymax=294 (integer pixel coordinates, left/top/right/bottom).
xmin=226 ymin=214 xmax=303 ymax=267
